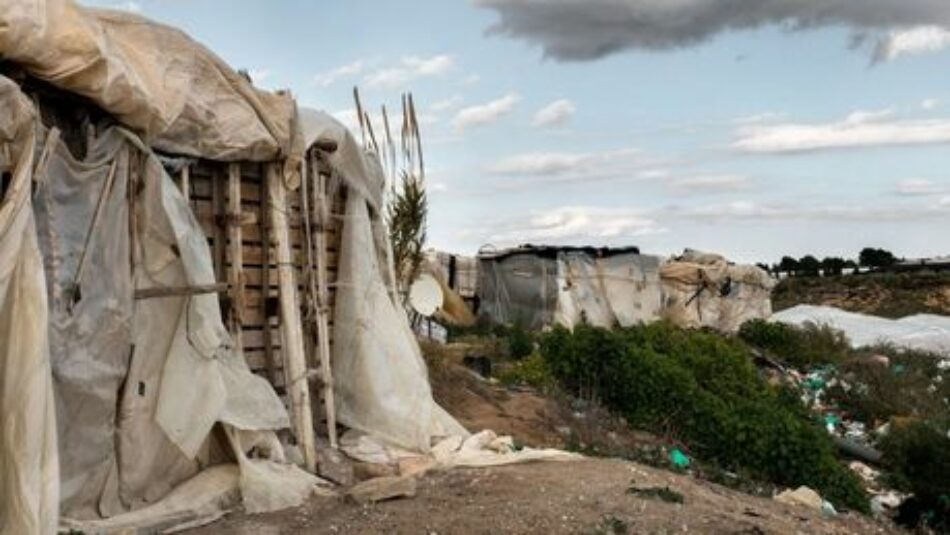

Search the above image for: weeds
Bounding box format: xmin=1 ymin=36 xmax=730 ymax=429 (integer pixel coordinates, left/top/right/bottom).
xmin=627 ymin=484 xmax=685 ymax=504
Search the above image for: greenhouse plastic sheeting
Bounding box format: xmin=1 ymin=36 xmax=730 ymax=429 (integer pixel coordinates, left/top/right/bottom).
xmin=332 ymin=190 xmax=468 ymax=452
xmin=0 ymin=0 xmax=300 ymax=164
xmin=772 ymin=305 xmax=950 ymax=356
xmin=0 ymin=76 xmax=59 ymax=535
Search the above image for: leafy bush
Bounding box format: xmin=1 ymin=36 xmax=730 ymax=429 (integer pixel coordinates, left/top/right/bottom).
xmin=540 ymin=323 xmax=869 ymax=512
xmin=825 ymin=346 xmax=948 ymax=426
xmin=497 ymin=352 xmax=555 ymax=390
xmin=879 ymin=421 xmax=950 ymax=531
xmin=738 ymin=319 xmax=850 ymax=368
xmin=508 ymin=321 xmax=534 ymax=360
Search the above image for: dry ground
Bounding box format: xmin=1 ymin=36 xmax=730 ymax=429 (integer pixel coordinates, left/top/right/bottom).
xmin=189 ymin=459 xmax=897 ymax=534
xmin=186 ymin=362 xmax=900 ymax=534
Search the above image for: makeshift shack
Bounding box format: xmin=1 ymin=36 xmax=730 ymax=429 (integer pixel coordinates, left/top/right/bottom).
xmin=477 ymin=245 xmax=774 ymax=332
xmin=1 ymin=1 xmax=541 ymax=532
xmin=477 ymin=245 xmax=663 ymax=329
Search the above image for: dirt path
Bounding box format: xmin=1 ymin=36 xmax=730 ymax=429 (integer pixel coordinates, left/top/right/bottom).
xmin=188 ymin=458 xmax=897 ymax=534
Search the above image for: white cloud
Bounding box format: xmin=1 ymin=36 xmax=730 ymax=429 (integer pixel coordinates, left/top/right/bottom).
xmin=532 ymin=99 xmax=576 ymax=128
xmin=922 ymin=98 xmax=940 ymax=110
xmin=732 ymin=109 xmax=950 ymax=153
xmin=364 ymin=55 xmax=454 ymax=89
xmin=896 ymin=178 xmax=949 ymax=196
xmin=677 ymin=199 xmax=950 ymax=223
xmin=486 ymin=148 xmax=641 ymax=179
xmin=873 ymin=26 xmax=950 ymax=63
xmin=667 ymin=175 xmax=750 ymax=194
xmin=452 ymin=92 xmax=521 ymax=130
xmin=111 ymin=1 xmax=142 ymax=12
xmin=486 ymin=206 xmax=665 ymax=244
xmin=430 ymin=95 xmax=464 ymax=113
xmin=313 ymin=60 xmax=364 ymax=88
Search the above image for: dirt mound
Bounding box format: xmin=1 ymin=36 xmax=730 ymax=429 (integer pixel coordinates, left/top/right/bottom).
xmin=773 ymin=272 xmax=950 ymax=318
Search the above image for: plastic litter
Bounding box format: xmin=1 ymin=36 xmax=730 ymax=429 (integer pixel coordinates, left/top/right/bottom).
xmin=669 ymin=448 xmax=691 ymax=469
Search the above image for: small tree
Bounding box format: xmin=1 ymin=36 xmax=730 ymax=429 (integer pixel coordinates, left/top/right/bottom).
xmin=821 ymin=257 xmax=846 ymax=276
xmin=778 ymin=256 xmax=800 ymax=277
xmin=388 ymin=171 xmax=427 ymax=294
xmin=859 ymin=247 xmax=897 ymax=270
xmin=798 ymin=255 xmax=821 ymax=277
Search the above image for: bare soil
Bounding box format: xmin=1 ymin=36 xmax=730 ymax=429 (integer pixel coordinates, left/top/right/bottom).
xmin=189 ymin=459 xmax=898 ymax=534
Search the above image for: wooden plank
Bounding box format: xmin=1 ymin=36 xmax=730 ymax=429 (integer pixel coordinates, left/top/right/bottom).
xmin=179 ymin=164 xmax=190 ymax=199
xmin=228 ymin=163 xmax=245 ymax=356
xmin=211 ymin=167 xmax=225 ymax=283
xmin=312 ymin=154 xmax=338 ymax=447
xmin=268 ymin=162 xmax=317 ymax=473
xmin=135 ymin=283 xmax=228 ymax=300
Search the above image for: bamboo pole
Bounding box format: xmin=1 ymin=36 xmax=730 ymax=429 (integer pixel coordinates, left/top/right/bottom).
xmin=228 ymin=163 xmax=245 ymax=356
xmin=268 ymin=162 xmax=317 ymax=472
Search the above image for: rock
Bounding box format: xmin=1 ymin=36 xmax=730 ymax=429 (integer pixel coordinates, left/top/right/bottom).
xmin=317 ymin=444 xmax=355 ymax=486
xmin=346 ymin=475 xmax=417 ymax=504
xmin=774 ymin=486 xmax=824 ymax=511
xmin=352 ymin=461 xmax=397 ymax=481
xmin=868 ymin=354 xmax=890 ymax=367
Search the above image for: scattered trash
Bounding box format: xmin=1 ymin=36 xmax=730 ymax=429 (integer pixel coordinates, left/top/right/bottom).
xmin=627 ymin=484 xmax=685 ymax=504
xmin=871 ymin=491 xmax=907 ymax=516
xmin=669 ymin=448 xmax=691 ymax=469
xmin=821 ymin=500 xmax=838 ymax=516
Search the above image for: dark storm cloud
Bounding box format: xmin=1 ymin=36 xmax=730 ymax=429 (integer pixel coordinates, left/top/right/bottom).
xmin=475 ymin=0 xmax=950 ymax=61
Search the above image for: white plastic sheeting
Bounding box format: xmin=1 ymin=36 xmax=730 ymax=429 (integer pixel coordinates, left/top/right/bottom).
xmin=0 ymin=0 xmax=301 ymax=164
xmin=0 ymin=72 xmax=319 ymax=530
xmin=0 ymin=75 xmax=60 ymax=535
xmin=772 ymin=305 xmax=950 ymax=356
xmin=331 ymin=178 xmax=468 ymax=453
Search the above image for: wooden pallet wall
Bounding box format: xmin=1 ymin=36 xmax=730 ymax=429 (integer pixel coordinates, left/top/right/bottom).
xmin=180 ymin=152 xmax=345 ymax=444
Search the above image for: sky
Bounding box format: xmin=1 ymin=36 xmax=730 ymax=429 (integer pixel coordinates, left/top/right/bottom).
xmin=84 ymin=0 xmax=950 ymax=263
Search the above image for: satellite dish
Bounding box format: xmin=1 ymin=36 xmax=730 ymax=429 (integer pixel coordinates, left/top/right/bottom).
xmin=409 ymin=274 xmax=443 ymax=317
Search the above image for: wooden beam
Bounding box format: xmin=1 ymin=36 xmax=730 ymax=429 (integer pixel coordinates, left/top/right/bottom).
xmin=260 ymin=163 xmax=278 ymax=386
xmin=135 ymin=283 xmax=228 ymax=300
xmin=179 ymin=164 xmax=190 ymax=200
xmin=312 ymin=154 xmax=338 ymax=448
xmin=268 ymin=162 xmax=317 ymax=473
xmin=228 ymin=163 xmax=245 ymax=356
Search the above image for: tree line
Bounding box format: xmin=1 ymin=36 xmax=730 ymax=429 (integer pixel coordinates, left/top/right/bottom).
xmin=757 ymin=247 xmax=898 ymax=277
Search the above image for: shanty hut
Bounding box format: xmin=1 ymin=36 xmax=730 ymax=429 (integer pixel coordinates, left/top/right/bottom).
xmin=0 ymin=1 xmax=471 ymax=532
xmin=476 ymin=245 xmax=774 ymax=333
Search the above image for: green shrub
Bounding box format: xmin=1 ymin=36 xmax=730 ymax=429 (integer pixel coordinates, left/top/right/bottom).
xmin=507 ymin=321 xmax=534 ymax=360
xmin=540 ymin=323 xmax=869 ymax=512
xmin=497 ymin=352 xmax=555 ymax=390
xmin=879 ymin=421 xmax=950 ymax=530
xmin=738 ymin=319 xmax=850 ymax=368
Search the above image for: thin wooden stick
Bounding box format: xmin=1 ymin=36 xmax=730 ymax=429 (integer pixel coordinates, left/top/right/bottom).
xmin=268 ymin=162 xmax=318 ymax=472
xmin=135 ymin=283 xmax=228 ymax=299
xmin=69 ymin=158 xmax=119 ymax=306
xmin=353 ymin=86 xmax=367 ymax=148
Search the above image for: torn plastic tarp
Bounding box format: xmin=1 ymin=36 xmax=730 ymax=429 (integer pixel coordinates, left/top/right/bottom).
xmin=0 ymin=0 xmax=301 ymax=165
xmin=0 ymin=75 xmax=60 ymax=535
